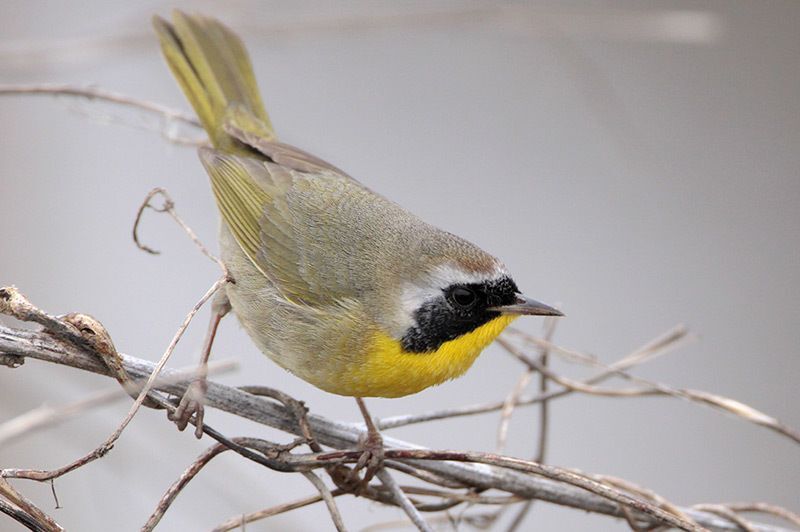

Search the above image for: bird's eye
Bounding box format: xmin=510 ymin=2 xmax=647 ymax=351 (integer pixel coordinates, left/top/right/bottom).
xmin=450 ymin=286 xmax=477 ymax=308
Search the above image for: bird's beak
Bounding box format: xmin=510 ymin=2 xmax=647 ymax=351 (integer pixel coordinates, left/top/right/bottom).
xmin=490 ymin=295 xmax=564 ymax=317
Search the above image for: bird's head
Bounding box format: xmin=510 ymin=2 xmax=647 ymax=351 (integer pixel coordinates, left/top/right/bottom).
xmin=392 ymin=247 xmax=562 ymax=354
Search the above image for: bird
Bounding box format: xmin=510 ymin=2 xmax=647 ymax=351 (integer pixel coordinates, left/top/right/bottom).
xmin=152 ymin=10 xmax=562 ymax=485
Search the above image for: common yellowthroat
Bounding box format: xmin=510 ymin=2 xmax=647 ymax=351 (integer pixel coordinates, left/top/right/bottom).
xmin=152 ymin=12 xmax=561 ymax=438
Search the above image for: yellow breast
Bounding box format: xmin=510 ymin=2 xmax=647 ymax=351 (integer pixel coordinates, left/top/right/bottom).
xmin=337 ymin=315 xmax=517 ymax=398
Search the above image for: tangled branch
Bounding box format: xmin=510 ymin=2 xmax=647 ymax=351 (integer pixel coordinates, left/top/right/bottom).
xmin=1 ymin=287 xmax=797 ymax=531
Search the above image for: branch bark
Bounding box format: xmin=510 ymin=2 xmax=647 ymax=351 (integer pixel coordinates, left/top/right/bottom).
xmin=0 ymin=323 xmax=790 ymax=532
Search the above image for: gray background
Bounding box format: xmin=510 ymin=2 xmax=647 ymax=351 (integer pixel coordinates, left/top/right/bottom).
xmin=1 ymin=1 xmax=798 ymax=530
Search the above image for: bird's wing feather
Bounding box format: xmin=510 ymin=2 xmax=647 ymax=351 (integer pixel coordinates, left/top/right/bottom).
xmin=222 ymin=108 xmax=348 ymax=175
xmin=199 ymin=147 xmax=362 ymax=306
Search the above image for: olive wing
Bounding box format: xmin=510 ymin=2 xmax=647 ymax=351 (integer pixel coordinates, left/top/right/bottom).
xmin=199 ymin=148 xmax=363 ymax=306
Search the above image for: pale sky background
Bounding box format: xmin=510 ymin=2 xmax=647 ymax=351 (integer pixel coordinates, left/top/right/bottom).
xmin=1 ymin=1 xmax=798 ymax=531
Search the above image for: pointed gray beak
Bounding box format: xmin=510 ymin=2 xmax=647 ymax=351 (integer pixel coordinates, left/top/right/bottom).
xmin=490 ymin=295 xmax=564 ymax=317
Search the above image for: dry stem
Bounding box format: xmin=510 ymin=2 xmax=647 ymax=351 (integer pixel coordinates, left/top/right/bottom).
xmin=0 ymin=83 xmax=203 ymax=145
xmin=1 ymin=294 xmax=795 ymax=532
xmin=0 ymin=279 xmax=225 ymax=482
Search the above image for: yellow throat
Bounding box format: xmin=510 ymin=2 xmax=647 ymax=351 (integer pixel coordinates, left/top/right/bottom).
xmin=342 ymin=315 xmax=517 ymax=398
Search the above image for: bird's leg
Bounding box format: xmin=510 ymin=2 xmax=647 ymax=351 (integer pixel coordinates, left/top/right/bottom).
xmin=346 ymin=397 xmax=385 ymax=493
xmin=169 ymin=292 xmax=230 ymax=438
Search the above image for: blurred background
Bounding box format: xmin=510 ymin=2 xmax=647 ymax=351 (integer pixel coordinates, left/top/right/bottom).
xmin=1 ymin=1 xmax=798 ymax=530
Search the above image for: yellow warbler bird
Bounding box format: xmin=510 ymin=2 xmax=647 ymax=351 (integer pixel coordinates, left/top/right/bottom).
xmin=152 ymin=11 xmax=561 ymax=467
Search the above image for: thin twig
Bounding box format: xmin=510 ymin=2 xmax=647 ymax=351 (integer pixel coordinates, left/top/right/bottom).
xmin=722 ymin=503 xmax=800 ymax=528
xmin=0 ymin=278 xmax=226 ymax=482
xmin=239 ymin=385 xmax=322 ymax=452
xmin=377 ymin=326 xmax=688 ymax=430
xmin=142 ymin=434 xmax=340 ymax=531
xmin=382 ymin=461 xmax=466 ymax=493
xmin=534 ymin=317 xmax=558 ymax=463
xmin=319 ymin=450 xmax=706 ymax=532
xmin=376 ymin=469 xmax=433 ymax=532
xmin=398 ymin=486 xmax=521 ymax=506
xmin=506 ymin=317 xmax=559 ymax=532
xmin=302 ymin=471 xmax=349 ymax=532
xmin=0 ymin=83 xmax=203 ymax=145
xmin=0 ymin=359 xmax=236 ymax=446
xmin=498 ymin=336 xmax=800 ymax=445
xmin=142 ymin=443 xmax=230 ymax=531
xmin=597 ymin=474 xmax=699 ymax=529
xmin=132 ymin=188 xmax=225 ymax=273
xmin=212 ymin=491 xmax=345 ymax=532
xmin=694 ymin=505 xmax=757 ymax=532
xmin=496 ymin=370 xmax=534 ymax=453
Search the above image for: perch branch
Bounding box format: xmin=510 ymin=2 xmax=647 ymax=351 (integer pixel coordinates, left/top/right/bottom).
xmin=1 ymin=322 xmax=792 ymax=532
xmin=0 ymin=279 xmax=225 ymax=482
xmin=0 ymin=358 xmax=236 ymax=446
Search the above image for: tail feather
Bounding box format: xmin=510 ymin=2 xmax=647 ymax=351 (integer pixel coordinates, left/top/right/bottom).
xmin=153 ymin=10 xmax=274 ymax=150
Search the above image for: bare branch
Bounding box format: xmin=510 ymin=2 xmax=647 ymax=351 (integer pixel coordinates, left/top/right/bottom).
xmin=0 ymin=321 xmax=792 ymax=532
xmin=0 ymin=83 xmax=203 ymax=145
xmin=0 ymin=279 xmax=225 ymax=482
xmin=0 ymin=359 xmax=236 ymax=446
xmin=375 ymin=469 xmax=433 ymax=532
xmin=0 ymin=496 xmax=47 ymax=532
xmin=505 ymin=316 xmax=559 ymax=531
xmin=694 ymin=505 xmax=757 ymax=532
xmin=212 ymin=491 xmax=344 ymax=532
xmin=723 ymin=503 xmax=800 ymax=529
xmin=496 ymin=336 xmax=800 ymax=445
xmin=302 ymin=472 xmax=348 ymax=532
xmin=0 ymin=478 xmax=63 ymax=532
xmin=142 ymin=443 xmax=230 ymax=531
xmin=496 ymin=369 xmax=534 ymax=453
xmin=377 ymin=325 xmax=690 ymax=430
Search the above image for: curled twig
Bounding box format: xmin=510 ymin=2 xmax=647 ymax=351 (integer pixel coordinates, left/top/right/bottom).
xmin=132 ymin=187 xmax=226 ymax=274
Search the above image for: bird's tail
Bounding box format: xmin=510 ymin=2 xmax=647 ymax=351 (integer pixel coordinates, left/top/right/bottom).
xmin=152 ymin=10 xmax=275 ymax=150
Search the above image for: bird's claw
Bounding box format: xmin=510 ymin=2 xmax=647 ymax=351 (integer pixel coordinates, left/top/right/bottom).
xmin=345 ymin=428 xmax=384 ymax=495
xmin=168 ymin=378 xmax=207 ymax=438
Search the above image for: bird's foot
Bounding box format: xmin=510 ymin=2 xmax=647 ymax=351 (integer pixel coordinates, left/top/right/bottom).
xmin=168 ymin=377 xmax=207 ymax=438
xmin=344 ymin=427 xmax=384 ymax=495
